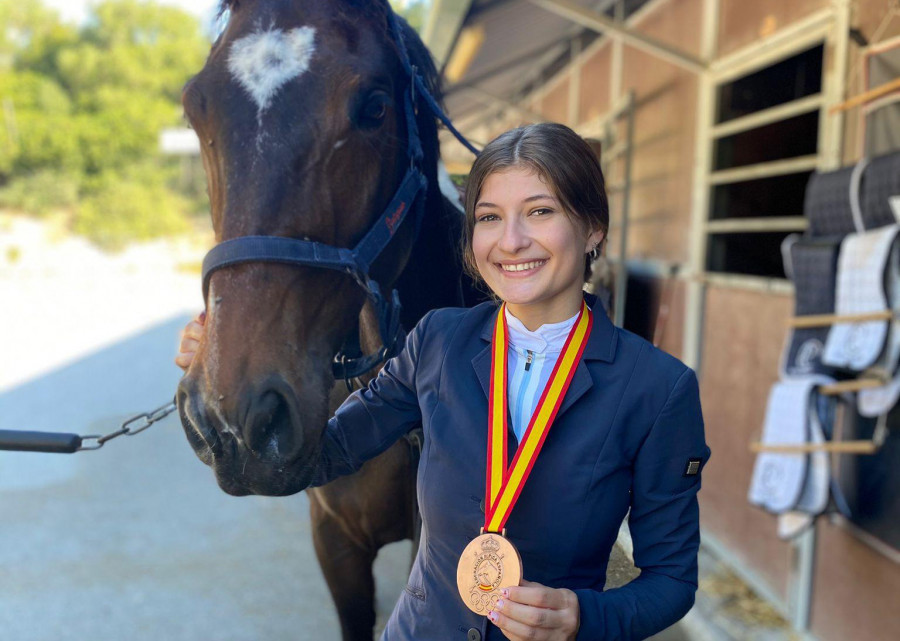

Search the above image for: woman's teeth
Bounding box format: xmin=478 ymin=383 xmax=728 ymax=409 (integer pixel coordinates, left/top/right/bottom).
xmin=500 ymin=260 xmax=547 ymax=272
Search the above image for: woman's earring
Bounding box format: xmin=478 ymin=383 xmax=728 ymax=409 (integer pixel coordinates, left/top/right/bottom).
xmin=589 ymin=243 xmax=600 ymax=260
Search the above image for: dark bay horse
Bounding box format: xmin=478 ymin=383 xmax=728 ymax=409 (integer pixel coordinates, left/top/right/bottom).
xmin=176 ymin=1 xmax=476 ymax=638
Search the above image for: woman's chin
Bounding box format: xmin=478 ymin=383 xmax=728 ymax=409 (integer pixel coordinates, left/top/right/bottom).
xmin=492 ymin=287 xmax=546 ymax=307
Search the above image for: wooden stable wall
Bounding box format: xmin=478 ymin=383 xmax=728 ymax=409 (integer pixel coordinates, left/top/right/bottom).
xmin=616 ymin=0 xmax=702 ymax=266
xmin=457 ymin=1 xmax=900 ymax=639
xmin=699 ymin=286 xmax=794 ymax=599
xmin=717 ymin=0 xmax=830 ymax=58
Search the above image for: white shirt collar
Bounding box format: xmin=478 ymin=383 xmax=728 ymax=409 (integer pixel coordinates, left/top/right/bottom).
xmin=504 ymin=307 xmax=579 ymax=354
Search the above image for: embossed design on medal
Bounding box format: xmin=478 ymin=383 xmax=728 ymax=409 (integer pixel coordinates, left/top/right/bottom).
xmin=457 ymin=531 xmax=523 ymax=615
xmin=470 ymin=535 xmax=504 ymax=612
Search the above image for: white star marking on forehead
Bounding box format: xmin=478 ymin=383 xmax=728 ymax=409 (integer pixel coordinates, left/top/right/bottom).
xmin=227 ymin=26 xmax=316 ymax=115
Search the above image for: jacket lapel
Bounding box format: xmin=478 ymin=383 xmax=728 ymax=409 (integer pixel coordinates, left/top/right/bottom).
xmin=470 ymin=294 xmax=618 ymax=422
xmin=472 ymin=344 xmax=493 ymax=401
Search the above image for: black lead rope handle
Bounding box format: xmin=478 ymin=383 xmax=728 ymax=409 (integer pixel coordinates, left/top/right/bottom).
xmin=0 ymin=430 xmax=83 ymax=453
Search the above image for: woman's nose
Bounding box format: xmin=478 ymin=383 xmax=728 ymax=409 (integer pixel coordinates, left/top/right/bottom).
xmin=497 ymin=218 xmax=530 ymax=254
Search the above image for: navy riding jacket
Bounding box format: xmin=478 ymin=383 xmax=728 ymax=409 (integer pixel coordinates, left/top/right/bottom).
xmin=312 ymin=293 xmax=711 ymax=640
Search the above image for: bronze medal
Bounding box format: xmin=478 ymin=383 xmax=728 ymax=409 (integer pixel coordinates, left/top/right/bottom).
xmin=456 ymin=531 xmax=523 ymax=614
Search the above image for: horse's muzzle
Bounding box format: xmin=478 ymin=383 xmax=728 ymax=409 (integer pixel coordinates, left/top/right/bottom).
xmin=176 ymin=374 xmax=317 ymax=496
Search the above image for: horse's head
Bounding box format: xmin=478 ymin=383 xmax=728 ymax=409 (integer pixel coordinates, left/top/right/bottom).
xmin=177 ymin=0 xmax=439 ymax=496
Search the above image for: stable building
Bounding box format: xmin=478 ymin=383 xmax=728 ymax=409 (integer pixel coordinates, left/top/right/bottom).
xmin=424 ymin=1 xmax=900 ymax=640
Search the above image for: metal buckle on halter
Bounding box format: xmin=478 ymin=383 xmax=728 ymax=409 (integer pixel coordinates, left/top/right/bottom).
xmin=338 ymin=354 xmax=352 ymax=393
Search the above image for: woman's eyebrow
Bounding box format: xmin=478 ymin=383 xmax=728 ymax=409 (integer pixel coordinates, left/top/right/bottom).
xmin=476 ymin=194 xmax=557 ymax=209
xmin=523 ymin=193 xmax=556 ymax=203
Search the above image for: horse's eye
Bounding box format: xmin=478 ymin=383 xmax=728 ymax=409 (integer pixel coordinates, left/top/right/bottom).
xmin=358 ymin=92 xmax=391 ymax=128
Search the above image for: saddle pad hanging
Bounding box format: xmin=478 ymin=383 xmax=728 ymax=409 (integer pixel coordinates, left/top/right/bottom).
xmin=859 ymin=374 xmax=900 ymax=417
xmin=861 ymin=151 xmax=900 ymax=230
xmin=748 ymin=377 xmax=830 ymax=514
xmin=774 ymin=395 xmax=832 ymax=539
xmin=849 ymin=236 xmax=900 ymax=380
xmin=874 ymin=237 xmax=900 ymax=376
xmin=793 ymin=392 xmax=831 ymax=516
xmin=780 ymin=236 xmax=841 ymax=378
xmin=823 ymin=225 xmax=900 ymax=371
xmin=805 ymin=166 xmax=861 ymax=237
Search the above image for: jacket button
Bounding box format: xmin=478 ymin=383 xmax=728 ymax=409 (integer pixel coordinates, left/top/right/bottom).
xmin=467 ymin=628 xmax=481 ymax=641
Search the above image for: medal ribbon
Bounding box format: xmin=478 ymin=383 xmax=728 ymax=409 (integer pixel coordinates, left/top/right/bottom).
xmin=485 ymin=301 xmax=593 ymax=533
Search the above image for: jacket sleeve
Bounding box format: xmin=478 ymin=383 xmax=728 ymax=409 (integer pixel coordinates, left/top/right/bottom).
xmin=308 ymin=310 xmax=434 ymax=487
xmin=574 ymin=367 xmax=711 ymax=640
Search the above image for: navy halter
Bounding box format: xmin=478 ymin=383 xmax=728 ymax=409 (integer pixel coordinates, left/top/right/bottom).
xmin=201 ymin=4 xmax=478 ymax=384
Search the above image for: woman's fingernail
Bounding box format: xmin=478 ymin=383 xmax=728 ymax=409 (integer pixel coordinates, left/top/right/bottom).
xmin=496 ymin=599 xmax=505 ymax=609
xmin=500 ymin=588 xmax=509 ymax=598
xmin=199 ymin=311 xmax=207 ymax=323
xmin=488 ymin=611 xmax=498 ymax=622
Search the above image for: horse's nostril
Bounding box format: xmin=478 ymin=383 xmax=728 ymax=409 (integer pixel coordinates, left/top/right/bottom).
xmin=245 ymin=390 xmax=297 ymax=460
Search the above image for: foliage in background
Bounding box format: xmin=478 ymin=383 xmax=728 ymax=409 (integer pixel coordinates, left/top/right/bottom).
xmin=390 ymin=0 xmax=429 ymax=32
xmin=0 ymin=0 xmax=431 ymax=249
xmin=0 ymin=0 xmax=207 ymax=249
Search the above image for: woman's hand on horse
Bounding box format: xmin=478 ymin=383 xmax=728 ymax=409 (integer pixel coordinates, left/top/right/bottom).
xmin=488 ymin=580 xmax=580 ymax=641
xmin=175 ymin=311 xmax=206 ymax=371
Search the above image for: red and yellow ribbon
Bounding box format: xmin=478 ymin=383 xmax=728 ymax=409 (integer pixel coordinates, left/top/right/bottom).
xmin=484 ymin=301 xmax=593 ymax=534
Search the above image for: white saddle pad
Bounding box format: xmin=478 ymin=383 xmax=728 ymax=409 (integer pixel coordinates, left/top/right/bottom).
xmin=858 ymin=373 xmax=900 ymax=417
xmin=748 ymin=377 xmax=831 ymax=514
xmin=823 ymin=225 xmax=900 ymax=371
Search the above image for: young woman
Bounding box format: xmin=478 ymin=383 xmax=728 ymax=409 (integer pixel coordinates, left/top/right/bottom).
xmin=177 ymin=123 xmax=710 ymax=641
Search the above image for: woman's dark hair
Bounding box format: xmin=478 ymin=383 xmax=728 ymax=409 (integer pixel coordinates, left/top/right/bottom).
xmin=461 ymin=122 xmax=609 ymax=284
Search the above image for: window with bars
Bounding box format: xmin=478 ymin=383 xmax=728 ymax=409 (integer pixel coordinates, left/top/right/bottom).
xmin=705 ymin=44 xmax=825 ymax=278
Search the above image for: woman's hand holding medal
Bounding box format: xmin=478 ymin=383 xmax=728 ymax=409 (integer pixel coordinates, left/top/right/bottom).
xmin=488 ymin=580 xmax=580 ymax=641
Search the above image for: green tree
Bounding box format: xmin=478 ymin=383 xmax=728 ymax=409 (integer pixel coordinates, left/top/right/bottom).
xmin=0 ymin=0 xmax=210 ymax=247
xmin=391 ymin=0 xmax=430 ymax=32
xmin=0 ymin=0 xmax=71 ymax=72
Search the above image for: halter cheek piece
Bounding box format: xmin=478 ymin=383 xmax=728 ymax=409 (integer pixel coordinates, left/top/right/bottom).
xmin=201 ymin=4 xmax=478 ymax=387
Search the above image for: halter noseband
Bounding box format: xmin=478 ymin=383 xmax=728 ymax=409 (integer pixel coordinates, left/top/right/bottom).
xmin=201 ymin=4 xmax=478 ymax=386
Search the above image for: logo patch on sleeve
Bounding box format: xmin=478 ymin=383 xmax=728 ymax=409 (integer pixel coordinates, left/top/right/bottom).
xmin=684 ymin=458 xmax=702 ymax=477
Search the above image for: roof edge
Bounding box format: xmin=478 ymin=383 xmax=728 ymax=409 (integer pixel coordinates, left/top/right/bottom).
xmin=421 ymin=0 xmax=476 ymax=66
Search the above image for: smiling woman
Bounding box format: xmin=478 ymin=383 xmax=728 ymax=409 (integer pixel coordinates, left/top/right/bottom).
xmin=462 ymin=124 xmax=610 ymax=324
xmin=472 ymin=167 xmax=602 ymax=331
xmin=305 ymin=123 xmax=709 ymax=641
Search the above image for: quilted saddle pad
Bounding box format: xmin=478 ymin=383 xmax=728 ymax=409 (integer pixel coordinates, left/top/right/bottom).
xmin=823 ymin=225 xmax=900 ymax=371
xmin=780 ymin=235 xmax=841 ymax=378
xmin=748 ymin=377 xmax=833 ymax=514
xmin=805 ymin=166 xmax=861 ymax=237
